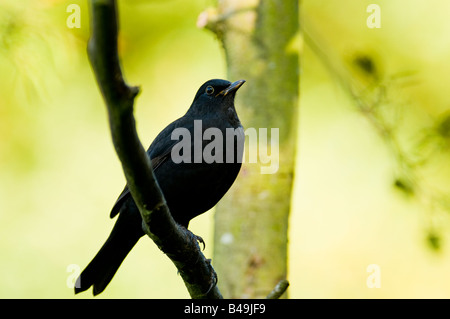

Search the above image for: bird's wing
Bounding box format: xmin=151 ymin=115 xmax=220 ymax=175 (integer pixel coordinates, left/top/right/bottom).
xmin=109 ymin=116 xmax=193 ymax=218
xmin=109 ymin=147 xmax=173 ymax=218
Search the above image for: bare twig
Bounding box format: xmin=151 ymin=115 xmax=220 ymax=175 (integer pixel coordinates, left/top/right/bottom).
xmin=266 ymin=279 xmax=289 ymax=299
xmin=87 ymin=0 xmax=222 ymax=299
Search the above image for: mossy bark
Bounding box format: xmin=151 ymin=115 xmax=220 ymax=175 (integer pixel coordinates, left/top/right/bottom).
xmin=203 ymin=0 xmax=300 ymax=298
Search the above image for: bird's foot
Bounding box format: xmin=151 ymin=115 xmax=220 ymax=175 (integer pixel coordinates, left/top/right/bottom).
xmin=204 ymin=258 xmax=218 ymax=295
xmin=194 ymin=234 xmax=206 ymax=251
xmin=181 ymin=225 xmax=206 ymax=250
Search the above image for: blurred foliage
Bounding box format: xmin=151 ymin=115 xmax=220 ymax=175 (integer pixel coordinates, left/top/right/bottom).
xmin=302 ymin=0 xmax=450 ymax=255
xmin=1 ymin=0 xmax=450 ymax=298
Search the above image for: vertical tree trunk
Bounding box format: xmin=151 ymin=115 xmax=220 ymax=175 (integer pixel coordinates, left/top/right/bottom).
xmin=201 ymin=0 xmax=300 ymax=298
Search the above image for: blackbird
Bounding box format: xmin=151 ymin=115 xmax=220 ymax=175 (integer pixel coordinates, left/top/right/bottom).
xmin=75 ymin=79 xmax=245 ymax=295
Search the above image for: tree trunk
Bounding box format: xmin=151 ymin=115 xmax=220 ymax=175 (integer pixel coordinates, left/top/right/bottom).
xmin=201 ymin=0 xmax=300 ymax=298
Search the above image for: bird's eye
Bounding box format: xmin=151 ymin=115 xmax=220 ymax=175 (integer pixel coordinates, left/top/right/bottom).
xmin=205 ymin=86 xmax=214 ymax=95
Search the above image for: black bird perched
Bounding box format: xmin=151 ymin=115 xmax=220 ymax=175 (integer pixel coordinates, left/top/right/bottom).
xmin=75 ymin=79 xmax=245 ymax=296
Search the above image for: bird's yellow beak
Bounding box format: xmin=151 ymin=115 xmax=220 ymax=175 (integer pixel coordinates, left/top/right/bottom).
xmin=217 ymin=80 xmax=246 ymax=97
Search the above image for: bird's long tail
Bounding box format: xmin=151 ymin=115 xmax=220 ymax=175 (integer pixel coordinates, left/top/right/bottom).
xmin=74 ymin=211 xmax=144 ymax=296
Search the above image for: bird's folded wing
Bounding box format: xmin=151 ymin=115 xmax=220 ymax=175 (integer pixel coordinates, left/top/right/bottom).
xmin=109 ymin=147 xmax=173 ymax=218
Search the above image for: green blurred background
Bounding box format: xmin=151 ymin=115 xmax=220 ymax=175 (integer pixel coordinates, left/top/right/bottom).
xmin=1 ymin=0 xmax=450 ymax=298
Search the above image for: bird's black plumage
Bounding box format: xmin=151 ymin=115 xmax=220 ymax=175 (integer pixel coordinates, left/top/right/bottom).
xmin=75 ymin=79 xmax=245 ymax=295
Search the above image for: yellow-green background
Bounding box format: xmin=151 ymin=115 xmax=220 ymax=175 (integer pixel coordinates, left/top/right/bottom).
xmin=1 ymin=0 xmax=450 ymax=298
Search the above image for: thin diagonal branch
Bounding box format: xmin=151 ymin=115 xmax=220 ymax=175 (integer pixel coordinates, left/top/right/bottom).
xmin=266 ymin=279 xmax=289 ymax=299
xmin=87 ymin=0 xmax=222 ymax=299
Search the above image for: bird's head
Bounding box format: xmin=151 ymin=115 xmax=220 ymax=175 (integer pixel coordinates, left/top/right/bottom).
xmin=188 ymin=79 xmax=245 ymax=117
